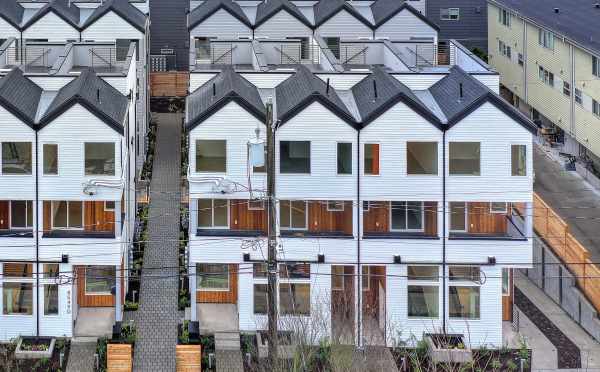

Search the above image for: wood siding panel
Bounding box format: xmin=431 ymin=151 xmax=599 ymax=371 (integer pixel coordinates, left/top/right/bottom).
xmin=363 ymin=202 xmax=389 ymax=233
xmin=308 ymin=201 xmax=353 ymax=234
xmin=75 ymin=266 xmax=115 ymax=307
xmin=197 ymin=264 xmax=238 ymax=304
xmin=230 ymin=200 xmax=267 ymax=232
xmin=424 ymin=201 xmax=438 ymax=236
xmin=43 ymin=201 xmax=51 ymax=232
xmin=176 ymin=344 xmax=202 ymax=372
xmin=150 ymin=72 xmax=189 ymax=97
xmin=0 ymin=201 xmax=8 ymax=229
xmin=107 ymin=344 xmax=132 ymax=372
xmin=84 ymin=201 xmax=115 ymax=232
xmin=468 ymin=202 xmax=507 ymax=234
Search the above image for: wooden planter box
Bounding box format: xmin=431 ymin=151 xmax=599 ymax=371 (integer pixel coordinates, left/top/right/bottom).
xmin=176 ymin=344 xmax=201 ymax=372
xmin=425 ymin=334 xmax=472 ymax=364
xmin=108 ymin=343 xmax=132 ymax=372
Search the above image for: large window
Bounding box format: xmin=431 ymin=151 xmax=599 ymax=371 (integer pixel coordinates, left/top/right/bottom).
xmin=449 ymin=266 xmax=481 ymax=319
xmin=511 ymin=144 xmax=527 ymax=176
xmin=10 ymin=200 xmax=33 ymax=229
xmin=364 ymin=143 xmax=380 ymax=175
xmin=85 ymin=142 xmax=115 ymax=176
xmin=575 ymin=88 xmax=583 ymax=105
xmin=407 ymin=266 xmax=439 ymax=318
xmin=538 ymin=29 xmax=555 ymax=50
xmin=44 ymin=284 xmax=59 ymax=315
xmin=197 ymin=264 xmax=229 ymax=291
xmin=197 ymin=199 xmax=228 ymax=228
xmin=449 ymin=142 xmax=480 ymax=175
xmin=498 ymin=40 xmax=511 ymax=59
xmin=440 ymin=8 xmax=459 ymax=21
xmin=593 ymin=99 xmax=600 ymax=117
xmin=195 ymin=140 xmax=226 ymax=172
xmin=51 ymin=201 xmax=83 ymax=229
xmin=254 ymin=283 xmax=268 ymax=314
xmin=280 ymin=200 xmax=307 ymax=230
xmin=280 ymin=283 xmax=310 ymax=315
xmin=43 ymin=144 xmax=58 ymax=175
xmin=499 ymin=8 xmax=511 ymax=27
xmin=3 ymin=282 xmax=33 ymax=315
xmin=538 ymin=66 xmax=554 ymax=87
xmin=337 ymin=143 xmax=352 ymax=175
xmin=324 ymin=37 xmax=340 ymax=58
xmin=502 ymin=268 xmax=510 ymax=296
xmin=85 ymin=266 xmax=115 ymax=294
xmin=2 ymin=142 xmax=32 ymax=174
xmin=195 ymin=37 xmax=212 ymax=60
xmin=391 ymin=201 xmax=424 ymax=231
xmin=593 ymin=55 xmax=600 ymax=78
xmin=449 ymin=202 xmax=467 ymax=232
xmin=407 ymin=142 xmax=437 ymax=175
xmin=280 ymin=141 xmax=310 ymax=173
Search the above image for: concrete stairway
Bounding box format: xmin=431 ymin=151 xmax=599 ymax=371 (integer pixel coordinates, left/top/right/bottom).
xmin=215 ymin=332 xmax=244 ymax=372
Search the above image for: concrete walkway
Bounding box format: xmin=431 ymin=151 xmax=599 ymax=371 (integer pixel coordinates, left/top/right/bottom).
xmin=215 ymin=332 xmax=244 ymax=372
xmin=133 ymin=113 xmax=182 ymax=371
xmin=66 ymin=340 xmax=97 ymax=372
xmin=515 ymin=271 xmax=600 ymax=371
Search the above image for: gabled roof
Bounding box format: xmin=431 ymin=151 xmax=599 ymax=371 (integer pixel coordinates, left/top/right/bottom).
xmin=40 ymin=69 xmax=128 ymax=134
xmin=0 ymin=1 xmax=25 ymax=29
xmin=186 ymin=67 xmax=266 ymax=130
xmin=370 ymin=0 xmax=439 ymax=30
xmin=276 ymin=65 xmax=357 ymax=128
xmin=82 ymin=0 xmax=147 ymax=33
xmin=429 ymin=66 xmax=536 ymax=133
xmin=22 ymin=0 xmax=81 ymax=31
xmin=0 ymin=68 xmax=43 ymax=128
xmin=352 ymin=66 xmax=441 ymax=128
xmin=313 ymin=0 xmax=372 ymax=28
xmin=255 ymin=0 xmax=312 ymax=29
xmin=189 ymin=0 xmax=252 ymax=29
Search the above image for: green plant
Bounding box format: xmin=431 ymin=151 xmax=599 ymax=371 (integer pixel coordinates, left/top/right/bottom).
xmin=124 ymin=301 xmax=139 ymax=311
xmin=491 ymin=358 xmax=502 ymax=371
xmin=96 ymin=337 xmax=108 ymax=372
xmin=506 ymin=359 xmax=517 ymax=371
xmin=179 ymin=321 xmax=190 ymax=344
xmin=471 ymin=47 xmax=489 ymax=62
xmin=415 ymin=338 xmax=429 ymax=359
xmin=518 ymin=337 xmax=529 ymax=360
xmin=179 ymin=288 xmax=190 ymax=310
xmin=121 ymin=324 xmax=137 ymax=345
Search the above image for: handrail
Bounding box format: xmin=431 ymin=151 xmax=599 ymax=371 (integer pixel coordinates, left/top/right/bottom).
xmin=212 ymin=45 xmax=237 ymax=64
xmin=25 ymin=48 xmax=51 ymax=67
xmin=341 ymin=46 xmax=368 ymax=65
xmin=90 ymin=48 xmax=113 ymax=68
xmin=273 ymin=45 xmax=300 ymax=65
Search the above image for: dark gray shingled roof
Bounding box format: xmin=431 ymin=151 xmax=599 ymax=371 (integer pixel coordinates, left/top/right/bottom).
xmin=0 ymin=68 xmax=42 ymax=127
xmin=429 ymin=66 xmax=536 ymax=132
xmin=40 ymin=69 xmax=128 ymax=134
xmin=255 ymin=0 xmax=312 ymax=28
xmin=189 ymin=0 xmax=252 ymax=29
xmin=186 ymin=67 xmax=266 ymax=130
xmin=82 ymin=0 xmax=147 ymax=32
xmin=313 ymin=0 xmax=372 ymax=27
xmin=370 ymin=0 xmax=439 ymax=30
xmin=22 ymin=0 xmax=81 ymax=30
xmin=490 ymin=0 xmax=600 ymax=56
xmin=276 ymin=65 xmax=357 ymax=127
xmin=0 ymin=1 xmax=24 ymax=29
xmin=352 ymin=66 xmax=441 ymax=128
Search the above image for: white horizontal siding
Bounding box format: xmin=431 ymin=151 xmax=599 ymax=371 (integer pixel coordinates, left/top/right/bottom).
xmin=81 ymin=11 xmax=145 ymax=42
xmin=39 ymin=237 xmax=123 ymax=265
xmin=375 ymin=10 xmax=437 ymax=41
xmin=238 ymin=263 xmax=255 ymax=331
xmin=102 ymin=77 xmax=130 ymax=95
xmin=446 ymin=239 xmax=532 ymax=267
xmin=392 ymin=73 xmax=443 ymax=90
xmin=29 ymin=77 xmax=75 ymax=91
xmin=278 ymin=238 xmax=357 ymax=262
xmin=0 ymin=238 xmax=36 ymax=261
xmin=0 ymin=110 xmax=36 ymax=200
xmin=316 ymin=9 xmax=372 ymax=39
xmin=361 ymin=240 xmax=442 ymax=263
xmin=189 ymin=235 xmax=248 ymax=263
xmin=254 ymin=10 xmax=313 ymax=40
xmin=23 ymin=12 xmax=79 ymax=42
xmin=0 ymin=18 xmax=20 ymax=39
xmin=190 ymin=9 xmax=252 ymax=39
xmin=474 ymin=74 xmax=500 ymax=93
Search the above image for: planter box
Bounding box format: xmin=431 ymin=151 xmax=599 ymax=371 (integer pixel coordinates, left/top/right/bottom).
xmin=256 ymin=332 xmax=295 ymax=359
xmin=425 ymin=334 xmax=472 ymax=364
xmin=14 ymin=337 xmax=55 ymax=360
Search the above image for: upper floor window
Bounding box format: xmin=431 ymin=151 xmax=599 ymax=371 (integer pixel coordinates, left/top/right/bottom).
xmin=440 ymin=8 xmax=459 ymax=21
xmin=575 ymin=88 xmax=583 ymax=105
xmin=498 ymin=40 xmax=511 ymax=59
xmin=538 ymin=29 xmax=555 ymax=50
xmin=51 ymin=201 xmax=83 ymax=230
xmin=538 ymin=66 xmax=554 ymax=87
xmin=196 ymin=140 xmax=226 ymax=173
xmin=518 ymin=53 xmax=524 ymax=67
xmin=324 ymin=37 xmax=340 ymax=59
xmin=9 ymin=201 xmax=33 ymax=229
xmin=43 ymin=144 xmax=58 ymax=175
xmin=280 ymin=200 xmax=307 ymax=230
xmin=280 ymin=141 xmax=310 ymax=174
xmin=2 ymin=142 xmax=32 ymax=175
xmin=364 ymin=143 xmax=380 ymax=175
xmin=85 ymin=142 xmax=115 ymax=176
xmin=511 ymin=145 xmax=527 ymax=176
xmin=407 ymin=142 xmax=437 ymax=175
xmin=337 ymin=142 xmax=352 ymax=175
xmin=198 ymin=199 xmax=228 ymax=228
xmin=593 ymin=99 xmax=600 ymax=118
xmin=449 ymin=142 xmax=480 ymax=176
xmin=391 ymin=201 xmax=424 ymax=232
xmin=563 ymin=82 xmax=571 ymax=97
xmin=593 ymin=55 xmax=600 ymax=78
xmin=498 ymin=8 xmax=511 ymax=27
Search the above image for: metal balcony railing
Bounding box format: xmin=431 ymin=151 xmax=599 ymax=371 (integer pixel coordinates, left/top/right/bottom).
xmin=89 ymin=47 xmax=129 ymax=72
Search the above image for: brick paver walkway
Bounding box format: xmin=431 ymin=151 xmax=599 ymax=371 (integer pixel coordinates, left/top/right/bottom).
xmin=133 ymin=113 xmax=182 ymax=371
xmin=66 ymin=341 xmax=97 ymax=372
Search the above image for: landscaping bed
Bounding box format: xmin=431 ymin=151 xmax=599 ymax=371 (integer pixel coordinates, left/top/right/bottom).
xmin=178 ymin=321 xmax=215 ymax=371
xmin=96 ymin=323 xmax=137 ymax=372
xmin=0 ymin=338 xmax=70 ymax=371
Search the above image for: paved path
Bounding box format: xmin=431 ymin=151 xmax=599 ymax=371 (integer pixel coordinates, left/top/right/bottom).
xmin=133 ymin=113 xmax=182 ymax=371
xmin=215 ymin=332 xmax=244 ymax=372
xmin=66 ymin=341 xmax=97 ymax=372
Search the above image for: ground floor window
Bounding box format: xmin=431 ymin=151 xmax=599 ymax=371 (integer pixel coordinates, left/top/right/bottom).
xmin=279 ymin=283 xmax=310 ymax=316
xmin=254 ymin=283 xmax=268 ymax=315
xmin=3 ymin=282 xmax=33 ymax=315
xmin=85 ymin=266 xmax=115 ymax=295
xmin=44 ymin=284 xmax=59 ymax=315
xmin=449 ymin=286 xmax=480 ymax=319
xmin=197 ymin=264 xmax=229 ymax=291
xmin=407 ymin=266 xmax=439 ymax=318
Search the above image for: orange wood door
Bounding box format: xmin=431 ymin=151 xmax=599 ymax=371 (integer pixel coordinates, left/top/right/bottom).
xmin=230 ymin=200 xmax=267 ymax=232
xmin=308 ymin=201 xmax=353 ymax=234
xmin=363 ymin=202 xmax=389 ymax=233
xmin=468 ymin=202 xmax=507 ymax=234
xmin=0 ymin=201 xmax=8 ymax=229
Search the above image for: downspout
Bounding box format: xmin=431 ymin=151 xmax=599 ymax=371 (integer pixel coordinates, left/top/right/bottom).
xmin=356 ymin=129 xmax=362 ymax=348
xmin=35 ymin=130 xmax=40 ymax=337
xmin=441 ymin=130 xmax=447 ymax=334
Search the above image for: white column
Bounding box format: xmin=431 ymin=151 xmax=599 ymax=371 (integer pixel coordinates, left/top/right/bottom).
xmin=525 ymin=201 xmax=533 ymax=240
xmin=115 ymin=201 xmax=122 ymax=239
xmin=115 ymin=265 xmax=122 ymax=322
xmin=190 ymin=263 xmax=197 ymax=322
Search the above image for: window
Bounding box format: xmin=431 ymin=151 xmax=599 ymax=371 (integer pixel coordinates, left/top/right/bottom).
xmin=280 ymin=263 xmax=310 ymax=279
xmin=538 ymin=66 xmax=554 ymax=87
xmin=449 ymin=202 xmax=467 ymax=232
xmin=44 ymin=284 xmax=59 ymax=315
xmin=407 ymin=266 xmax=439 ymax=318
xmin=575 ymin=88 xmax=583 ymax=105
xmin=51 ymin=201 xmax=83 ymax=229
xmin=195 ymin=37 xmax=212 ymax=60
xmin=254 ymin=284 xmax=268 ymax=314
xmin=593 ymin=55 xmax=600 ymax=78
xmin=10 ymin=200 xmax=33 ymax=229
xmin=407 ymin=142 xmax=437 ymax=175
xmin=391 ymin=201 xmax=424 ymax=231
xmin=44 ymin=264 xmax=59 ymax=278
xmin=440 ymin=8 xmax=459 ymax=21
xmin=364 ymin=144 xmax=380 ymax=175
xmin=248 ymin=199 xmax=265 ymax=210
xmin=279 ymin=283 xmax=310 ymax=315
xmin=563 ymin=82 xmax=571 ymax=97
xmin=327 ymin=201 xmax=345 ymax=212
xmin=85 ymin=266 xmax=115 ymax=294
xmin=195 ymin=140 xmax=226 ymax=172
xmin=361 ymin=266 xmax=370 ymax=290
xmin=498 ymin=40 xmax=511 ymax=59
xmin=593 ymin=99 xmax=600 ymax=117
xmin=490 ymin=202 xmax=508 ymax=213
xmin=197 ymin=199 xmax=228 ymax=228
xmin=253 ymin=263 xmax=267 ymax=278
xmin=499 ymin=8 xmax=511 ymax=27
xmin=518 ymin=53 xmax=524 ymax=67
xmin=511 ymin=144 xmax=527 ymax=176
xmin=197 ymin=264 xmax=229 ymax=291
xmin=324 ymin=37 xmax=340 ymax=58
xmin=502 ymin=268 xmax=510 ymax=295
xmin=43 ymin=144 xmax=58 ymax=175
xmin=538 ymin=29 xmax=554 ymax=50
xmin=449 ymin=266 xmax=481 ymax=282
xmin=449 ymin=266 xmax=480 ymax=319
xmin=85 ymin=142 xmax=115 ymax=176
xmin=331 ymin=266 xmax=345 ymax=290
xmin=3 ymin=282 xmax=33 ymax=315
xmin=280 ymin=141 xmax=310 ymax=173
xmin=3 ymin=263 xmax=33 ymax=277
xmin=280 ymin=200 xmax=307 ymax=230
xmin=287 ymin=37 xmax=310 ymax=59
xmin=337 ymin=142 xmax=352 ymax=175
xmin=104 ymin=201 xmax=115 ymax=211
xmin=115 ymin=39 xmax=131 ymax=61
xmin=449 ymin=142 xmax=480 ymax=175
xmin=2 ymin=142 xmax=32 ymax=174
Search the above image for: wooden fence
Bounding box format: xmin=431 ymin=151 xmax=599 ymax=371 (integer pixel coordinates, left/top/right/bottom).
xmin=532 ymin=192 xmax=600 ymax=312
xmin=176 ymin=345 xmax=202 ymax=372
xmin=150 ymin=72 xmax=189 ymax=97
xmin=107 ymin=344 xmax=132 ymax=372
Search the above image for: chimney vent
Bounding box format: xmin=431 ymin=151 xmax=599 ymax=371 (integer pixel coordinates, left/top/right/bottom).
xmin=373 ymin=80 xmax=378 ymax=100
xmin=97 ymin=88 xmax=101 ymax=103
xmin=595 ymin=3 xmax=600 ymax=8
xmin=554 ymin=7 xmax=559 ymax=13
xmin=459 ymin=83 xmax=463 ymax=99
xmin=212 ymin=82 xmax=216 ymax=96
xmin=326 ymin=78 xmax=330 ymax=95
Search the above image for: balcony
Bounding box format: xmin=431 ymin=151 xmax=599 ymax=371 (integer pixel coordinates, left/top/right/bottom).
xmin=279 ymin=200 xmax=353 ymax=238
xmin=0 ymin=200 xmax=34 ymax=238
xmin=448 ymin=202 xmax=526 ymax=241
xmin=42 ymin=201 xmax=116 ymax=239
xmin=195 ymin=199 xmax=267 ymax=237
xmin=362 ymin=201 xmax=438 ymax=239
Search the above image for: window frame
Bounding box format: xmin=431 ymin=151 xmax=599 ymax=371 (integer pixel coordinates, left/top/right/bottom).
xmin=279 ymin=264 xmax=311 ymax=316
xmin=593 ymin=55 xmax=600 ymax=78
xmin=197 ymin=263 xmax=230 ymax=292
xmin=197 ymin=199 xmax=230 ymax=229
xmin=84 ymin=266 xmax=115 ymax=295
xmin=502 ymin=268 xmax=511 ymax=296
xmin=84 ymin=142 xmax=116 ymax=176
xmin=361 ymin=266 xmax=371 ymax=291
xmin=511 ymin=144 xmax=527 ymax=176
xmin=326 ymin=201 xmax=345 ymax=212
xmin=248 ymin=199 xmax=265 ymax=211
xmin=518 ymin=53 xmax=524 ymax=67
xmin=1 ymin=141 xmax=32 ymax=175
xmin=336 ymin=142 xmax=353 ymax=175
xmin=2 ymin=281 xmax=33 ymax=315
xmin=490 ymin=202 xmax=508 ymax=214
xmin=448 ymin=142 xmax=481 ymax=176
xmin=104 ymin=201 xmax=115 ymax=212
xmin=407 ymin=265 xmax=440 ymax=319
xmin=499 ymin=8 xmax=511 ymax=27
xmin=575 ymin=88 xmax=583 ymax=105
xmin=440 ymin=8 xmax=460 ymax=21
xmin=406 ymin=141 xmax=438 ymax=176
xmin=389 ymin=201 xmax=425 ymax=232
xmin=363 ymin=143 xmax=380 ymax=176
xmin=449 ymin=202 xmax=468 ymax=233
xmin=51 ymin=201 xmax=84 ymax=230
xmin=42 ymin=143 xmax=59 ymax=176
xmin=195 ymin=139 xmax=227 ymax=173
xmin=448 ymin=266 xmax=481 ymax=320
xmin=279 ymin=200 xmax=308 ymax=230
xmin=43 ymin=284 xmax=59 ymax=316
xmin=331 ymin=266 xmax=345 ymax=291
xmin=279 ymin=141 xmax=311 ymax=174
xmin=563 ymin=81 xmax=571 ymax=97
xmin=538 ymin=29 xmax=555 ymax=50
xmin=593 ymin=99 xmax=600 ymax=117
xmin=9 ymin=200 xmax=33 ymax=230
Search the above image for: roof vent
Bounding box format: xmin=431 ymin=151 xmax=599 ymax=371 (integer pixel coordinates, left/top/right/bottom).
xmin=459 ymin=83 xmax=463 ymax=99
xmin=595 ymin=3 xmax=600 ymax=8
xmin=212 ymin=82 xmax=216 ymax=97
xmin=96 ymin=88 xmax=101 ymax=104
xmin=326 ymin=78 xmax=330 ymax=95
xmin=554 ymin=7 xmax=559 ymax=13
xmin=373 ymin=80 xmax=378 ymax=100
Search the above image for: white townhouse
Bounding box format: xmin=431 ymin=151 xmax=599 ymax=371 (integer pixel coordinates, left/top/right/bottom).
xmin=0 ymin=0 xmax=150 ymax=174
xmin=185 ymin=62 xmax=536 ymax=347
xmin=0 ymin=67 xmax=135 ymax=341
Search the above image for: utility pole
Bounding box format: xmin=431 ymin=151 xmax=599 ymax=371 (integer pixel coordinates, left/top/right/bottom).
xmin=265 ymin=98 xmax=278 ymax=367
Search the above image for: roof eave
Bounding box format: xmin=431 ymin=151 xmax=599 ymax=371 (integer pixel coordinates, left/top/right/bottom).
xmin=186 ymin=95 xmax=266 ymax=131
xmin=189 ymin=4 xmax=252 ymax=30
xmin=39 ymin=98 xmax=125 ymax=135
xmin=278 ymin=95 xmax=359 ymax=129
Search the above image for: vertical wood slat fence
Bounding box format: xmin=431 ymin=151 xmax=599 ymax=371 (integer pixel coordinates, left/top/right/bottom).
xmin=176 ymin=345 xmax=202 ymax=372
xmin=107 ymin=344 xmax=132 ymax=372
xmin=531 ymin=192 xmax=600 ymax=312
xmin=150 ymin=72 xmax=189 ymax=97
